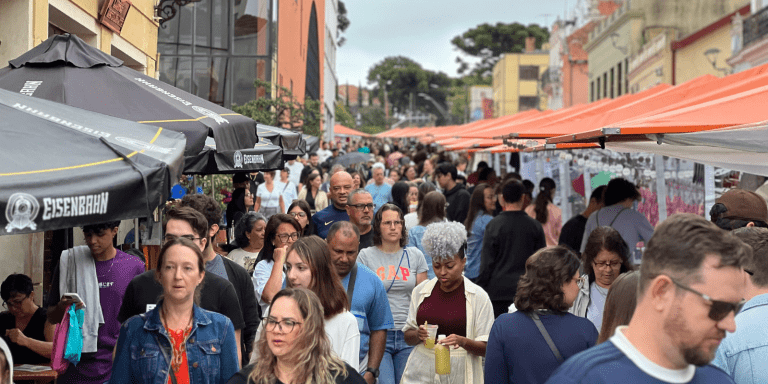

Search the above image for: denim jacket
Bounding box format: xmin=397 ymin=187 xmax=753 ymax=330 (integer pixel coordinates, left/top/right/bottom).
xmin=712 ymin=293 xmax=768 ymax=383
xmin=110 ymin=302 xmax=239 ymax=384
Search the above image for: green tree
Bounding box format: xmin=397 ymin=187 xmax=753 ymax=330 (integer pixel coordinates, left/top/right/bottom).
xmin=366 ymin=56 xmax=453 ymax=125
xmin=337 ymin=1 xmax=350 ymax=47
xmin=233 ymin=79 xmax=322 ymax=137
xmin=452 ymin=22 xmax=549 ymax=77
xmin=335 ymin=103 xmax=355 ymax=128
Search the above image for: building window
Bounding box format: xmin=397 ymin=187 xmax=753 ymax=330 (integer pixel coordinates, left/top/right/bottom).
xmin=519 ymin=96 xmax=539 ymax=111
xmin=596 ymin=78 xmax=601 ymax=100
xmin=519 ymin=66 xmax=539 ymax=80
xmin=610 ymin=68 xmax=615 ymax=99
xmin=624 ymin=58 xmax=629 ymax=94
xmin=304 ymin=2 xmax=320 ymax=101
xmin=603 ymin=73 xmax=608 ymax=99
xmin=617 ymin=62 xmax=623 ymax=97
xmin=590 ymin=81 xmax=595 ymax=102
xmin=158 ymin=0 xmax=274 ymax=108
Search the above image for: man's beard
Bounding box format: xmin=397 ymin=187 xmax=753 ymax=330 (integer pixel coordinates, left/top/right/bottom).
xmin=663 ymin=303 xmax=725 ymax=366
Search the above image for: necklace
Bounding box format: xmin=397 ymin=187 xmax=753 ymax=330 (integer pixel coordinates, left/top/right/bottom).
xmin=161 ymin=306 xmax=194 ymax=374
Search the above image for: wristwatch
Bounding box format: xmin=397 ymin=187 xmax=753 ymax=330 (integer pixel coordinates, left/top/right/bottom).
xmin=365 ymin=367 xmax=380 ymax=378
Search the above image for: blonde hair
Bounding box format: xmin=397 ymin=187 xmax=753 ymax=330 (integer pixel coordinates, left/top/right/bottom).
xmin=248 ymin=288 xmax=348 ymax=384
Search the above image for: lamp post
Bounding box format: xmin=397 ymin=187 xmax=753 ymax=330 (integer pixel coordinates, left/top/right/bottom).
xmin=704 ymin=48 xmax=732 ymax=76
xmin=418 ymin=93 xmax=451 ymax=124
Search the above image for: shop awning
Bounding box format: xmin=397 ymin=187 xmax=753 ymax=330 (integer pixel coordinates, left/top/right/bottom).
xmin=333 ymin=124 xmax=371 ymax=137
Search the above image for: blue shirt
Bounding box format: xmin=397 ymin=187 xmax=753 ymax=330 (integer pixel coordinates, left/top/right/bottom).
xmin=205 ymin=254 xmax=228 ymax=280
xmin=341 ymin=263 xmax=394 ymax=373
xmin=407 ymin=225 xmax=434 ymax=279
xmin=486 ymin=311 xmax=598 ymax=384
xmin=366 ymin=183 xmax=392 ymax=213
xmin=110 ymin=303 xmax=239 ymax=384
xmin=712 ymin=293 xmax=768 ymax=383
xmin=546 ymin=327 xmax=734 ymax=384
xmin=312 ymin=204 xmax=350 ymax=239
xmin=466 ymin=213 xmax=492 ymax=279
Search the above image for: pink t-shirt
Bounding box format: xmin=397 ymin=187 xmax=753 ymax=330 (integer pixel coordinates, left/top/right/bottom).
xmin=526 ymin=203 xmax=562 ymax=247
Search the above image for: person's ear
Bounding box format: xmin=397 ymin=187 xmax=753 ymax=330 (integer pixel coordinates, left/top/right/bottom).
xmin=208 ymin=224 xmax=219 ymax=240
xmin=649 ymin=275 xmax=675 ymax=313
xmin=747 ymin=222 xmax=756 ymax=228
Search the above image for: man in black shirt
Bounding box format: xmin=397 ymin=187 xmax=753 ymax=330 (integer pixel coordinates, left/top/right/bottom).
xmin=477 ymin=180 xmax=546 ymax=318
xmin=559 ymin=185 xmax=605 ymax=253
xmin=435 ymin=163 xmax=471 ymax=224
xmin=346 ymin=189 xmax=375 ymax=251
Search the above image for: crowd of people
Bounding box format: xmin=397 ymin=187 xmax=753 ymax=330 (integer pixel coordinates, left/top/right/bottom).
xmin=0 ymin=137 xmax=767 ymax=384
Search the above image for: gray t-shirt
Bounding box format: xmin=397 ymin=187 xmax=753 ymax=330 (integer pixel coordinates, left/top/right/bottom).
xmin=580 ymin=204 xmax=655 ymax=263
xmin=357 ymin=246 xmax=428 ymax=329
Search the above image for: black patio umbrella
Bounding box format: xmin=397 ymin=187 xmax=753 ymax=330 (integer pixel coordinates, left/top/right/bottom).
xmin=184 ymin=137 xmax=284 ymax=174
xmin=0 ymin=33 xmax=283 ymax=173
xmin=0 ymin=88 xmax=186 ymax=235
xmin=333 ymin=152 xmax=373 ymax=167
xmin=257 ymin=124 xmax=306 ymax=157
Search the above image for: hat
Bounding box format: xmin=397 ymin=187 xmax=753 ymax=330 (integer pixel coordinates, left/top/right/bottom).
xmin=232 ymin=173 xmax=250 ymax=184
xmin=716 ymin=189 xmax=768 ymax=223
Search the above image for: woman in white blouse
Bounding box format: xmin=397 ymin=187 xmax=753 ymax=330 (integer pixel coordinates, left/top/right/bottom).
xmin=254 ymin=170 xmax=285 ymax=219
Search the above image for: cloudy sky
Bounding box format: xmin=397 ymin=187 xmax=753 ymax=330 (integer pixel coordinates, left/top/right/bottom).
xmin=336 ymin=0 xmax=573 ymax=87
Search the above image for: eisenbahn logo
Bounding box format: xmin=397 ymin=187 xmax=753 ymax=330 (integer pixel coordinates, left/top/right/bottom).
xmin=5 ymin=193 xmax=39 ymax=233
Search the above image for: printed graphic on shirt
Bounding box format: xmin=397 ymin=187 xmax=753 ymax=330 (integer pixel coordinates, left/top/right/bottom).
xmin=375 ymin=265 xmax=411 ymax=281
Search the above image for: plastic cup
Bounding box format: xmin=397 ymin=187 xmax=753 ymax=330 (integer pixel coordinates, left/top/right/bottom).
xmin=425 ymin=324 xmax=438 ymax=349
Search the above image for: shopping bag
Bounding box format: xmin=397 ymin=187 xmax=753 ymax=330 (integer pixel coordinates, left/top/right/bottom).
xmin=51 ymin=305 xmax=71 ymax=374
xmin=64 ymin=304 xmax=84 ymax=365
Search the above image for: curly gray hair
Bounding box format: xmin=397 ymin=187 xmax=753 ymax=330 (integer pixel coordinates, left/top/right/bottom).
xmin=422 ymin=221 xmax=467 ymax=263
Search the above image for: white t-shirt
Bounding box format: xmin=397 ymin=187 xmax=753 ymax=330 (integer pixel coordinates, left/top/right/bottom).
xmin=279 ymin=181 xmax=298 ymax=212
xmin=285 ymin=161 xmax=305 ymax=186
xmin=252 ymin=259 xmax=285 ymax=315
xmin=257 ymin=183 xmax=281 ymax=208
xmin=227 ymin=248 xmax=259 ymax=271
xmin=325 ymin=311 xmax=361 ymax=369
xmin=404 ymin=212 xmax=418 ymax=230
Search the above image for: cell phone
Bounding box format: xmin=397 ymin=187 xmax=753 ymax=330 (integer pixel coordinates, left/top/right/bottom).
xmin=62 ymin=293 xmax=85 ymax=307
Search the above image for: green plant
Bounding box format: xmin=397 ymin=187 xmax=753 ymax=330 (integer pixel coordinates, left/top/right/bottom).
xmin=233 ymin=79 xmax=322 ymax=137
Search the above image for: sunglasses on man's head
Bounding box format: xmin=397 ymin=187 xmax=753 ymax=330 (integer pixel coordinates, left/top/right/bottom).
xmin=668 ymin=277 xmax=746 ymax=321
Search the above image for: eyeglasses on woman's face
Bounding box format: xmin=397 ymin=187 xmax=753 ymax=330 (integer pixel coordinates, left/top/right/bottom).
xmin=264 ymin=317 xmax=302 ymax=333
xmin=2 ymin=294 xmax=29 ymax=309
xmin=276 ymin=232 xmax=300 ymax=242
xmin=289 ymin=211 xmax=307 ymax=218
xmin=593 ymin=260 xmax=622 ymax=269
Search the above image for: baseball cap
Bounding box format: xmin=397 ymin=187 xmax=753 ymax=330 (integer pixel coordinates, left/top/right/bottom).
xmin=715 ymin=189 xmax=768 ymax=223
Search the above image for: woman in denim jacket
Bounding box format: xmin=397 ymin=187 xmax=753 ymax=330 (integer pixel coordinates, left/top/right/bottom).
xmin=111 ymin=237 xmax=239 ymax=384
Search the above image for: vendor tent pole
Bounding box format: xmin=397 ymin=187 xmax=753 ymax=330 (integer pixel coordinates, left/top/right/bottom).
xmin=506 ymin=153 xmax=512 ymax=173
xmin=210 ymin=174 xmax=215 ymax=199
xmin=536 ymin=154 xmax=544 ymax=187
xmin=583 ymin=171 xmax=592 ymax=208
xmin=705 ymin=165 xmax=716 ymax=220
xmin=494 ymin=153 xmax=501 ymax=177
xmin=559 ymin=159 xmax=571 ymax=220
xmin=655 ymin=155 xmax=668 ymax=223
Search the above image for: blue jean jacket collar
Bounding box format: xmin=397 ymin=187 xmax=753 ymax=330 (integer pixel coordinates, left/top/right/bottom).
xmin=143 ymin=300 xmax=213 ymax=335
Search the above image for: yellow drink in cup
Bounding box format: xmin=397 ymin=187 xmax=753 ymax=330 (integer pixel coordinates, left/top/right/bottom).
xmin=425 ymin=324 xmax=438 ymax=349
xmin=435 ymin=335 xmax=451 ymax=375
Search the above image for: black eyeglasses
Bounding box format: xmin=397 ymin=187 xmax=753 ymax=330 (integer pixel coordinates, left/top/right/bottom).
xmin=264 ymin=317 xmax=302 ymax=333
xmin=289 ymin=212 xmax=307 ymax=218
xmin=668 ymin=277 xmax=746 ymax=321
xmin=163 ymin=234 xmax=205 ymax=243
xmin=2 ymin=294 xmax=29 ymax=309
xmin=276 ymin=232 xmax=300 ymax=242
xmin=348 ymin=203 xmax=374 ymax=211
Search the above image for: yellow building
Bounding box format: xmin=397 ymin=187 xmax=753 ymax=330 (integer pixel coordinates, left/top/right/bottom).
xmin=627 ymin=29 xmax=676 ymax=93
xmin=673 ymin=5 xmax=749 ymax=84
xmin=0 ymin=0 xmax=158 ymax=76
xmin=0 ymin=0 xmax=159 ymax=298
xmin=492 ymin=38 xmax=549 ymax=117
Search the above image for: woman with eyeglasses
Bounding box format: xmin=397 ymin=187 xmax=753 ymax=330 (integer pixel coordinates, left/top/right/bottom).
xmin=111 ymin=237 xmax=239 ymax=384
xmin=569 ymin=226 xmax=633 ymax=332
xmin=284 ymin=236 xmax=359 ymax=368
xmin=252 ymin=214 xmax=302 ymax=315
xmin=287 ymin=200 xmax=315 ymax=236
xmin=224 ymin=212 xmax=267 ymax=274
xmin=228 ymin=288 xmax=365 ymax=384
xmin=485 ymin=246 xmax=598 ymax=384
xmin=0 ymin=274 xmax=54 ymax=364
xmin=401 ymin=222 xmax=494 ymax=384
xmin=358 ymin=204 xmax=428 ymax=384
xmin=298 ymin=173 xmax=329 ymax=214
xmin=407 ymin=191 xmax=446 ymax=280
xmin=254 ymin=171 xmax=285 ymax=219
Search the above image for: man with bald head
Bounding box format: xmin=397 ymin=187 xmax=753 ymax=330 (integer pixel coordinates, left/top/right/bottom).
xmin=313 ymin=171 xmax=354 ymax=239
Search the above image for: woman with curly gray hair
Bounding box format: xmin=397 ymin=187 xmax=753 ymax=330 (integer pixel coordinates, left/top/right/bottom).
xmin=485 ymin=246 xmax=598 ymax=384
xmin=400 ymin=221 xmax=494 ymax=384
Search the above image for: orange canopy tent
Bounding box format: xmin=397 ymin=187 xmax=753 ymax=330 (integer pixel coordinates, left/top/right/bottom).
xmin=546 ymin=62 xmax=768 ymax=145
xmin=334 ymin=124 xmax=371 ymax=137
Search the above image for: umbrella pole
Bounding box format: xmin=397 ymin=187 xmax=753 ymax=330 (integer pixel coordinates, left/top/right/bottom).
xmin=211 ymin=174 xmax=215 ymax=199
xmin=134 ymin=218 xmax=140 ymax=250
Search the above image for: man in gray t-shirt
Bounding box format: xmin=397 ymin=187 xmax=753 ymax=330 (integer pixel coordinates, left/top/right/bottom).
xmin=580 ymin=178 xmax=654 ymax=263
